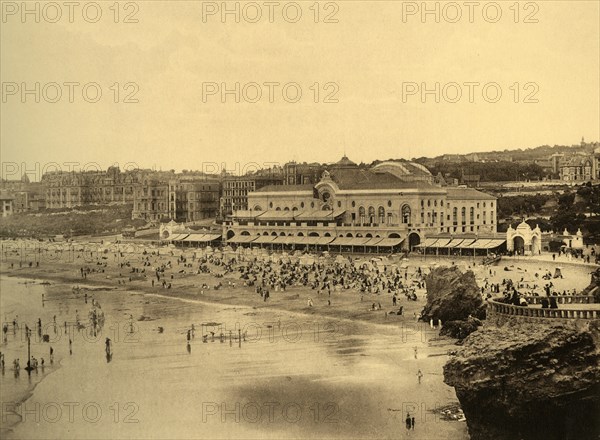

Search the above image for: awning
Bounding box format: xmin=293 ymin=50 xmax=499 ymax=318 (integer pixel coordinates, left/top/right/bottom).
xmin=375 ymin=238 xmax=404 ymax=247
xmin=294 ymin=209 xmax=346 ymax=221
xmin=231 ymin=210 xmax=259 ymax=219
xmin=297 ymin=236 xmax=334 ymax=245
xmin=330 ymin=237 xmax=371 ymax=246
xmin=168 ymin=234 xmax=189 ymax=241
xmin=446 ymin=239 xmax=466 ymax=248
xmin=364 ymin=237 xmax=384 ymax=246
xmin=256 ymin=210 xmax=296 ymax=221
xmin=419 ymin=238 xmax=440 ymax=247
xmin=230 ymin=235 xmax=257 ymax=244
xmin=272 ymin=236 xmax=297 ymax=245
xmin=486 ymin=239 xmax=506 ymax=248
xmin=183 ymin=233 xmax=207 ymax=242
xmin=457 ymin=239 xmax=476 ymax=247
xmin=204 ymin=234 xmax=222 ymax=242
xmin=254 ymin=235 xmax=278 ymax=244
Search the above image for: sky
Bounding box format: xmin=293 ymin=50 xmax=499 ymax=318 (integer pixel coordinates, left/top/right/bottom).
xmin=1 ymin=1 xmax=599 ymax=180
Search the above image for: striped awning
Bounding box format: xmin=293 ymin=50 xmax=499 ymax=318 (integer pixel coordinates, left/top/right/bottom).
xmin=168 ymin=234 xmax=189 ymax=241
xmin=294 ymin=209 xmax=346 ymax=220
xmin=256 ymin=210 xmax=296 ymax=221
xmin=254 ymin=235 xmax=278 ymax=244
xmin=230 ymin=235 xmax=258 ymax=244
xmin=330 ymin=237 xmax=371 ymax=246
xmin=375 ymin=238 xmax=404 ymax=247
xmin=183 ymin=233 xmax=207 ymax=242
xmin=446 ymin=239 xmax=466 ymax=248
xmin=272 ymin=235 xmax=297 ymax=245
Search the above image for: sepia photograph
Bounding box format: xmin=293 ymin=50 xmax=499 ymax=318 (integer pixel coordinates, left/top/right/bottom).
xmin=1 ymin=1 xmax=599 ymax=439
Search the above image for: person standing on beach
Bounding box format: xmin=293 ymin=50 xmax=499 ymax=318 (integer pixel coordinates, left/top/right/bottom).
xmin=411 ymin=416 xmax=415 ymax=430
xmin=405 ymin=413 xmax=411 ymax=430
xmin=417 ymin=369 xmax=423 ymax=384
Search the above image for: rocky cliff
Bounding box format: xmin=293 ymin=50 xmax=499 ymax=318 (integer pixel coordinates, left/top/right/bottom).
xmin=423 ymin=266 xmax=484 ymax=322
xmin=444 ymin=321 xmax=600 ymax=440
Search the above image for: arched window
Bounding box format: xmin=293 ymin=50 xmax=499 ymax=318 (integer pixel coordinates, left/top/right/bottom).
xmin=453 ymin=207 xmax=458 ymax=223
xmin=253 ymin=205 xmax=262 ymax=211
xmin=368 ymin=206 xmax=375 ymax=224
xmin=378 ymin=206 xmax=385 ymax=224
xmin=284 ymin=207 xmax=290 ymax=211
xmin=359 ymin=206 xmax=366 ymax=225
xmin=461 ymin=207 xmax=466 ymax=224
xmin=276 ymin=207 xmax=281 ymax=211
xmin=470 ymin=207 xmax=474 ymax=224
xmin=402 ymin=205 xmax=411 ymax=224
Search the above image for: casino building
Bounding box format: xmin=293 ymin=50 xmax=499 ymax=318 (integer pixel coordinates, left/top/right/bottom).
xmin=222 ymin=158 xmax=505 ymax=253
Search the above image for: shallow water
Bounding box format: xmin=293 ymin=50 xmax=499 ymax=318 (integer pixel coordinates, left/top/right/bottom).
xmin=0 ymin=276 xmax=466 ymax=439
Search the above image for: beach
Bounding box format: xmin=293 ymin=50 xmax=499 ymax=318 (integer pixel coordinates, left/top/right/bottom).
xmin=0 ymin=242 xmax=477 ymax=440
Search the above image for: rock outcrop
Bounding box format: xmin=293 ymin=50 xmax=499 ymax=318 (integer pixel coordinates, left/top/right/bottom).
xmin=582 ymin=267 xmax=600 ymax=303
xmin=423 ymin=266 xmax=483 ymax=322
xmin=444 ymin=321 xmax=600 ymax=440
xmin=439 ymin=316 xmax=482 ymax=340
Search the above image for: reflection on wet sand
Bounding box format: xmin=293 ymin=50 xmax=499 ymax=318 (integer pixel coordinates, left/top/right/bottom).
xmin=1 ymin=275 xmax=467 ymax=440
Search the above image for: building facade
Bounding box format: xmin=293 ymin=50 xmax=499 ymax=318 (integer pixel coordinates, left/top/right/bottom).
xmin=0 ymin=192 xmax=14 ymax=217
xmin=42 ymin=166 xmax=148 ymax=209
xmin=133 ymin=174 xmax=220 ymax=223
xmin=220 ymin=175 xmax=283 ymax=216
xmin=224 ymin=159 xmax=498 ymax=252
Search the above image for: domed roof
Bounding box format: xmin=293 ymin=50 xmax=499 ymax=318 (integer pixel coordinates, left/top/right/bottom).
xmin=371 ymin=161 xmax=432 ymax=177
xmin=334 ymin=155 xmax=357 ymax=167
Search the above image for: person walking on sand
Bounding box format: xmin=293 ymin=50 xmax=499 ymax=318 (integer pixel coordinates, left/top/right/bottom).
xmin=417 ymin=369 xmax=423 ymax=384
xmin=411 ymin=416 xmax=415 ymax=430
xmin=405 ymin=413 xmax=411 ymax=430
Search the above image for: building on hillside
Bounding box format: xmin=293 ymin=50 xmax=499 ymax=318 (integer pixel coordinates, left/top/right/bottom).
xmin=133 ymin=174 xmax=220 ymax=222
xmin=220 ymin=175 xmax=283 ymax=216
xmin=461 ymin=173 xmax=481 ymax=187
xmin=42 ymin=166 xmax=150 ymax=209
xmin=283 ymin=162 xmax=324 ymax=185
xmin=0 ymin=192 xmax=14 ymax=217
xmin=223 ymin=157 xmax=500 ymax=253
xmin=559 ymin=155 xmax=594 ymax=181
xmin=1 ymin=175 xmax=45 ymax=212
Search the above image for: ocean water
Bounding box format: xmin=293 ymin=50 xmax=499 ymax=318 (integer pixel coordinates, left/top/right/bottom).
xmin=0 ymin=275 xmax=466 ymax=440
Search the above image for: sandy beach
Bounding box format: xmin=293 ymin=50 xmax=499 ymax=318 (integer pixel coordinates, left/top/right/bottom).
xmin=0 ymin=242 xmax=476 ymax=440
xmin=1 ymin=239 xmax=596 ymax=439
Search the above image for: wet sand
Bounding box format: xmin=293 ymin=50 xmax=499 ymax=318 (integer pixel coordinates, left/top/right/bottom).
xmin=1 ymin=247 xmax=468 ymax=440
xmin=1 ymin=243 xmax=594 ymax=439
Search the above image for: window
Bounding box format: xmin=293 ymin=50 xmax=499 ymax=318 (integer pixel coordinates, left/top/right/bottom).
xmin=359 ymin=206 xmax=366 ymax=225
xmin=402 ymin=205 xmax=411 ymax=224
xmin=452 ymin=207 xmax=458 ymax=224
xmin=387 ymin=212 xmax=393 ymax=225
xmin=470 ymin=207 xmax=474 ymax=224
xmin=337 ymin=201 xmax=342 ymax=208
xmin=461 ymin=207 xmax=466 ymax=224
xmin=368 ymin=206 xmax=375 ymax=224
xmin=352 ymin=201 xmax=356 ymax=207
xmin=387 ymin=200 xmax=392 ymax=207
xmin=378 ymin=206 xmax=385 ymax=224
